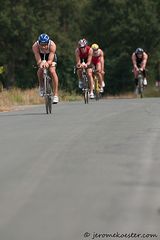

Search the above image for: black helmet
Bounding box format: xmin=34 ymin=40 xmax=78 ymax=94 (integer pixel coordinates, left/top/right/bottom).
xmin=135 ymin=48 xmax=144 ymax=54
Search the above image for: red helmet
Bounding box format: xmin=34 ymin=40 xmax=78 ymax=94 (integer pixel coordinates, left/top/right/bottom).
xmin=78 ymin=38 xmax=87 ymax=48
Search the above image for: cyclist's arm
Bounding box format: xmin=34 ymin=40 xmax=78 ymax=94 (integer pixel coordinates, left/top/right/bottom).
xmin=141 ymin=52 xmax=148 ymax=70
xmin=131 ymin=53 xmax=138 ymax=69
xmin=75 ymin=49 xmax=81 ymax=67
xmin=100 ymin=50 xmax=104 ymax=72
xmin=32 ymin=43 xmax=41 ymax=66
xmin=47 ymin=42 xmax=56 ymax=66
xmin=86 ymin=48 xmax=93 ymax=66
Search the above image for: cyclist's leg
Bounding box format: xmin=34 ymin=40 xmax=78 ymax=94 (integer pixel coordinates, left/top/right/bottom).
xmin=37 ymin=68 xmax=44 ymax=96
xmin=102 ymin=71 xmax=105 ymax=87
xmin=133 ymin=68 xmax=138 ymax=86
xmin=143 ymin=69 xmax=147 ymax=86
xmin=87 ymin=68 xmax=94 ymax=97
xmin=49 ymin=63 xmax=59 ymax=103
xmin=101 ymin=60 xmax=105 ymax=87
xmin=96 ymin=62 xmax=103 ymax=91
xmin=37 ymin=68 xmax=44 ymax=87
xmin=77 ymin=69 xmax=83 ymax=88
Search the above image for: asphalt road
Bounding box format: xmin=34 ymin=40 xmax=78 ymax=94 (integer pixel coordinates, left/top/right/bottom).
xmin=0 ymin=98 xmax=160 ymax=240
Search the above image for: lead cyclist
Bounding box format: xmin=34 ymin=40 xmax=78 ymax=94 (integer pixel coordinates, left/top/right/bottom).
xmin=32 ymin=33 xmax=59 ymax=104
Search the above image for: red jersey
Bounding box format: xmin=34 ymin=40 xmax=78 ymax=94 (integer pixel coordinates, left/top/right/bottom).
xmin=78 ymin=46 xmax=90 ymax=62
xmin=92 ymin=49 xmax=101 ymax=65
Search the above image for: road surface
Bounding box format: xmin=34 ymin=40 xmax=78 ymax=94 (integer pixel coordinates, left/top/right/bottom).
xmin=0 ymin=98 xmax=160 ymax=240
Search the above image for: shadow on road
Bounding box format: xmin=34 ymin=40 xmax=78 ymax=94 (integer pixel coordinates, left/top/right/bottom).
xmin=0 ymin=112 xmax=50 ymax=117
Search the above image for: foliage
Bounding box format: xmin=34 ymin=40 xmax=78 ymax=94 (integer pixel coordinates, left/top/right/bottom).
xmin=0 ymin=0 xmax=160 ymax=94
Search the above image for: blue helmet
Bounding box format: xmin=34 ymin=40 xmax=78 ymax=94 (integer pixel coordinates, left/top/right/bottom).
xmin=135 ymin=48 xmax=144 ymax=54
xmin=38 ymin=33 xmax=50 ymax=44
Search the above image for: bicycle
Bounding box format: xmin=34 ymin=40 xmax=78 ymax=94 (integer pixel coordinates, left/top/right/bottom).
xmin=93 ymin=67 xmax=101 ymax=100
xmin=74 ymin=64 xmax=90 ymax=104
xmin=42 ymin=67 xmax=53 ymax=114
xmin=82 ymin=66 xmax=90 ymax=104
xmin=136 ymin=69 xmax=145 ymax=98
xmin=33 ymin=61 xmax=53 ymax=114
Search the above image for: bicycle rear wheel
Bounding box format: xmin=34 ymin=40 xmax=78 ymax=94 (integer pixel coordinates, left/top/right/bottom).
xmin=94 ymin=78 xmax=100 ymax=101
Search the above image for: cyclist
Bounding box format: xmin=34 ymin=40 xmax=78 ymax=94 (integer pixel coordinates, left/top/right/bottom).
xmin=75 ymin=38 xmax=94 ymax=99
xmin=131 ymin=48 xmax=148 ymax=87
xmin=32 ymin=33 xmax=59 ymax=104
xmin=91 ymin=43 xmax=105 ymax=92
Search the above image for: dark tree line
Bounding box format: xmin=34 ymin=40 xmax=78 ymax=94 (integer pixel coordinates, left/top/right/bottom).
xmin=0 ymin=0 xmax=160 ymax=94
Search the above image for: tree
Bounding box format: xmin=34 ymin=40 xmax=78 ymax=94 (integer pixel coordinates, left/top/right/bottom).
xmin=0 ymin=0 xmax=160 ymax=93
xmin=83 ymin=0 xmax=160 ymax=93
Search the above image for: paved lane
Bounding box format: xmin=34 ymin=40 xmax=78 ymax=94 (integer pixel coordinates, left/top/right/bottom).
xmin=0 ymin=99 xmax=160 ymax=240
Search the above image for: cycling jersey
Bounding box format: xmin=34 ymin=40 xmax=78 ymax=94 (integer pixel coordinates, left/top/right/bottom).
xmin=135 ymin=54 xmax=144 ymax=67
xmin=39 ymin=53 xmax=57 ymax=63
xmin=78 ymin=46 xmax=90 ymax=63
xmin=37 ymin=40 xmax=57 ymax=62
xmin=92 ymin=49 xmax=101 ymax=65
xmin=92 ymin=56 xmax=101 ymax=65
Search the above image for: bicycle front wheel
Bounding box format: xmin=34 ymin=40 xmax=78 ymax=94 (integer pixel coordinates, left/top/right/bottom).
xmin=138 ymin=77 xmax=144 ymax=98
xmin=45 ymin=96 xmax=51 ymax=114
xmin=46 ymin=78 xmax=52 ymax=113
xmin=83 ymin=89 xmax=89 ymax=104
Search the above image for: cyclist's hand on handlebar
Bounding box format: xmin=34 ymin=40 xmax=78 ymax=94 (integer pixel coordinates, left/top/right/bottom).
xmin=134 ymin=66 xmax=139 ymax=72
xmin=81 ymin=62 xmax=87 ymax=68
xmin=39 ymin=60 xmax=46 ymax=68
xmin=39 ymin=60 xmax=49 ymax=69
xmin=76 ymin=63 xmax=87 ymax=69
xmin=76 ymin=63 xmax=81 ymax=68
xmin=45 ymin=62 xmax=49 ymax=68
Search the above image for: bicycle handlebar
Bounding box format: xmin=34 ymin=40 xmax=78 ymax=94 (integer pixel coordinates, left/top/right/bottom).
xmin=132 ymin=68 xmax=148 ymax=73
xmin=74 ymin=64 xmax=96 ymax=74
xmin=32 ymin=64 xmax=49 ymax=71
xmin=74 ymin=65 xmax=89 ymax=74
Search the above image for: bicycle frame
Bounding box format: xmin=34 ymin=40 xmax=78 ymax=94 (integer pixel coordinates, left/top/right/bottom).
xmin=82 ymin=67 xmax=89 ymax=104
xmin=43 ymin=68 xmax=53 ymax=114
xmin=75 ymin=65 xmax=89 ymax=104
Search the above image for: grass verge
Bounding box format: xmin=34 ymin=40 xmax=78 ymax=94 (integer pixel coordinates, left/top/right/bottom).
xmin=0 ymin=88 xmax=82 ymax=112
xmin=1 ymin=86 xmax=160 ymax=112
